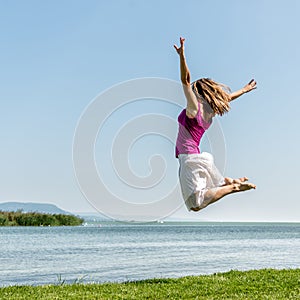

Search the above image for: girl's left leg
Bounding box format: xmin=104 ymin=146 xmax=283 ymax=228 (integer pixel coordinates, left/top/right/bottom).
xmin=190 ymin=182 xmax=255 ymax=211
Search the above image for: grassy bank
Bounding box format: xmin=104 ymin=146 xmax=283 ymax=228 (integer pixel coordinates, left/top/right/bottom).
xmin=1 ymin=269 xmax=299 ymax=299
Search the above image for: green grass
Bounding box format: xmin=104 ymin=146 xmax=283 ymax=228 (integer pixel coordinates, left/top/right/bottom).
xmin=1 ymin=269 xmax=299 ymax=300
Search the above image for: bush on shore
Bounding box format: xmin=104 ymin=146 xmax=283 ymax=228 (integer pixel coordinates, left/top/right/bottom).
xmin=0 ymin=210 xmax=83 ymax=226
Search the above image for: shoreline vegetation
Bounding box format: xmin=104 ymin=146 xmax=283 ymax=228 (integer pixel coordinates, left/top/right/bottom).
xmin=0 ymin=269 xmax=299 ymax=299
xmin=0 ymin=210 xmax=83 ymax=226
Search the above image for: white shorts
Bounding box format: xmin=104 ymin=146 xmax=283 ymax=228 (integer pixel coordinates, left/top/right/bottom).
xmin=178 ymin=152 xmax=224 ymax=211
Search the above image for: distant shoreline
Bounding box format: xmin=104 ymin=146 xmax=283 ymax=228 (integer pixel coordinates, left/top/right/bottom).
xmin=81 ymin=220 xmax=300 ymax=226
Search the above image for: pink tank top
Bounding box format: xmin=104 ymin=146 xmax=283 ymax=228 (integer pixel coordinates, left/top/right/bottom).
xmin=175 ymin=102 xmax=212 ymax=157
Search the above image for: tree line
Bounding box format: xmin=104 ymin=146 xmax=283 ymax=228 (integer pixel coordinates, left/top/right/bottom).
xmin=0 ymin=210 xmax=84 ymax=226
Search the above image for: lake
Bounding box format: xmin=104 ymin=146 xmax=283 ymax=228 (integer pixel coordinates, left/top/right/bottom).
xmin=0 ymin=222 xmax=299 ymax=286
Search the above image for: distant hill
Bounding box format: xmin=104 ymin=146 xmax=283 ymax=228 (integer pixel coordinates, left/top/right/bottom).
xmin=77 ymin=212 xmax=111 ymax=222
xmin=0 ymin=202 xmax=71 ymax=215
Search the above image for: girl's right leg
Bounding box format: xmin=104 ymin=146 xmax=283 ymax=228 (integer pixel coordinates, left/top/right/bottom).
xmin=190 ymin=182 xmax=256 ymax=212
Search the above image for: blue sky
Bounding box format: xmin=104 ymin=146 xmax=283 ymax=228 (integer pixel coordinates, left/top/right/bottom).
xmin=1 ymin=0 xmax=300 ymax=221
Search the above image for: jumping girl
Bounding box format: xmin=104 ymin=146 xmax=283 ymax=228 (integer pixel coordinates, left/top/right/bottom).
xmin=174 ymin=37 xmax=256 ymax=212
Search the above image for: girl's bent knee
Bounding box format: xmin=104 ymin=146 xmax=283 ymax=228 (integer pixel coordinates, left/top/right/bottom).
xmin=190 ymin=207 xmax=201 ymax=212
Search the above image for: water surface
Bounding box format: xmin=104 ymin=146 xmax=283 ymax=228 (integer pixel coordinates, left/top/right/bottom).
xmin=0 ymin=222 xmax=299 ymax=286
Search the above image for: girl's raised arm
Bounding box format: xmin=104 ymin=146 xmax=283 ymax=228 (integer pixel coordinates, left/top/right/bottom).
xmin=230 ymin=79 xmax=257 ymax=101
xmin=174 ymin=37 xmax=198 ymax=118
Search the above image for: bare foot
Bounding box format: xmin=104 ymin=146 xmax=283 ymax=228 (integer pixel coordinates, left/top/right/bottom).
xmin=233 ymin=177 xmax=249 ymax=184
xmin=233 ymin=182 xmax=256 ymax=192
xmin=224 ymin=177 xmax=233 ymax=185
xmin=224 ymin=177 xmax=248 ymax=186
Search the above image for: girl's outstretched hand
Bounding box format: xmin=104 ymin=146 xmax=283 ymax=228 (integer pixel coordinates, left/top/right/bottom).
xmin=243 ymin=79 xmax=257 ymax=93
xmin=174 ymin=37 xmax=185 ymax=55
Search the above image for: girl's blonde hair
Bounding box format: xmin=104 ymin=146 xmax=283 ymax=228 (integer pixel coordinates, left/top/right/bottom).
xmin=191 ymin=78 xmax=231 ymax=116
